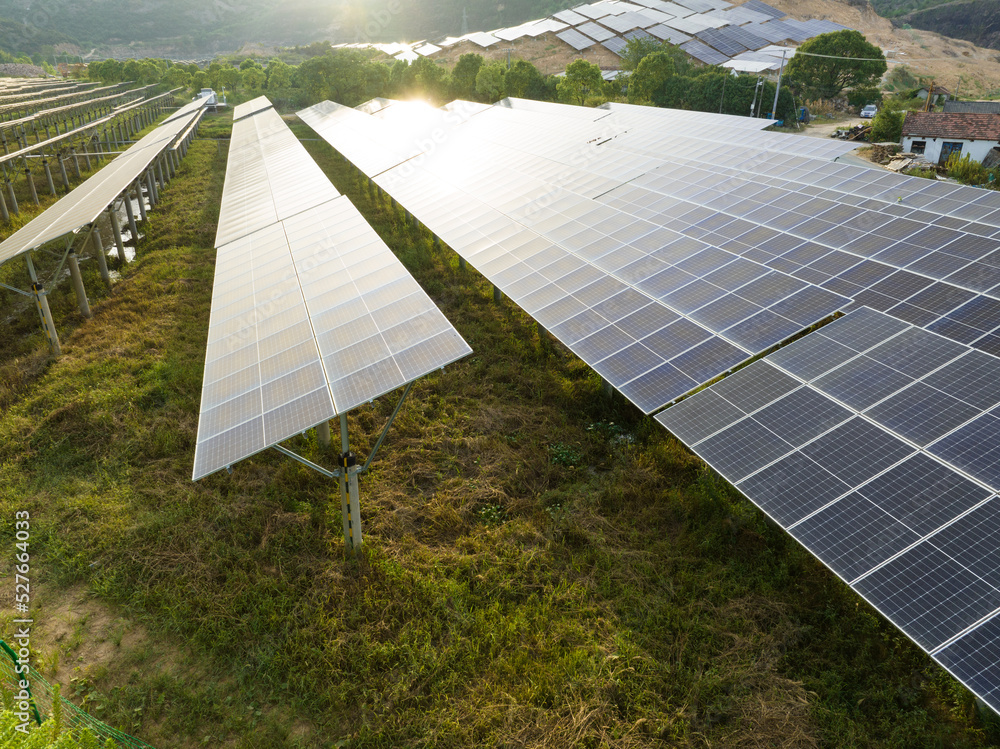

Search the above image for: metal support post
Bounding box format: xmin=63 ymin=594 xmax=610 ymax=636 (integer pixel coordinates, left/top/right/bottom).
xmin=26 ymin=256 xmax=60 ymax=355
xmin=125 ymin=189 xmax=139 ymax=241
xmin=602 ymin=378 xmax=613 ymax=398
xmin=67 ymin=250 xmax=91 ymax=318
xmin=156 ymin=156 xmax=166 ymax=189
xmin=42 ymin=159 xmax=56 ymax=196
xmin=92 ymin=229 xmax=110 ymax=287
xmin=493 ymin=285 xmax=502 ymax=303
xmin=82 ymin=144 xmax=92 ymax=170
xmin=25 ymin=166 xmax=38 ymax=206
xmin=109 ymin=205 xmax=126 ymax=263
xmin=339 ymin=414 xmax=358 ymax=549
xmin=2 ymin=131 xmax=8 ymax=155
xmin=70 ymin=148 xmax=81 ymax=179
xmin=317 ymin=420 xmax=331 ymax=448
xmin=58 ymin=156 xmax=70 ymax=192
xmin=146 ymin=170 xmax=158 ymax=205
xmin=0 ymin=185 xmax=8 ymax=223
xmin=136 ymin=181 xmax=149 ymax=221
xmin=6 ymin=174 xmax=17 ymax=216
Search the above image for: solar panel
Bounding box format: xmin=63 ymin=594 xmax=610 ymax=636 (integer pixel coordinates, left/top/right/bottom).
xmin=232 ymin=95 xmax=273 ymax=122
xmin=721 ymin=23 xmax=770 ymax=50
xmin=557 ymin=28 xmax=598 ymax=49
xmin=646 ymin=23 xmax=692 ymax=43
xmin=697 ymin=27 xmax=748 ymax=56
xmin=601 ymin=12 xmax=651 ymax=32
xmin=742 ymin=0 xmax=786 ymax=19
xmin=667 ymin=15 xmax=715 ymax=34
xmin=574 ymin=2 xmax=616 ymax=19
xmin=554 ymin=8 xmax=588 ymax=23
xmin=193 ymin=102 xmax=471 ymax=480
xmin=603 ymin=36 xmax=629 ymax=55
xmin=680 ymin=39 xmax=730 ymax=64
xmin=577 ymin=21 xmax=618 ymax=41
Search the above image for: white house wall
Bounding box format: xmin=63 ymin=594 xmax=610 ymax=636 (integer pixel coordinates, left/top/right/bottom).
xmin=902 ymin=136 xmax=998 ymax=164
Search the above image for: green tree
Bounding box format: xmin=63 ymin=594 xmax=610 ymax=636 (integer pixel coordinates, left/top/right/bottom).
xmin=475 ymin=61 xmax=506 ymax=102
xmin=239 ymin=57 xmax=262 ymax=71
xmin=296 ymin=51 xmax=389 ymax=106
xmin=621 ymin=37 xmax=667 ymax=73
xmin=266 ymin=59 xmax=294 ymax=90
xmin=241 ymin=66 xmax=266 ymax=91
xmin=869 ymin=107 xmax=905 ymax=142
xmin=186 ymin=63 xmax=200 ymax=75
xmin=505 ymin=59 xmax=546 ymax=99
xmin=207 ymin=61 xmax=223 ymax=88
xmin=218 ymin=66 xmax=241 ymax=92
xmin=452 ymin=52 xmax=484 ymax=99
xmin=190 ymin=70 xmax=208 ymax=91
xmin=122 ymin=58 xmax=141 ymax=82
xmin=409 ymin=56 xmax=449 ymax=101
xmin=786 ymin=30 xmax=887 ymax=100
xmin=164 ymin=66 xmax=192 ymax=89
xmin=557 ymin=59 xmax=603 ymax=105
xmin=627 ymin=51 xmax=675 ymax=104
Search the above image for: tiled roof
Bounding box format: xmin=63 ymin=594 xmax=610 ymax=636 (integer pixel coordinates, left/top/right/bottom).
xmin=902 ymin=111 xmax=1000 ymax=141
xmin=944 ymin=101 xmax=1000 ymax=115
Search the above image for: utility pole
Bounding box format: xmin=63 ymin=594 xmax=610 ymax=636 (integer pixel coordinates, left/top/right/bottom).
xmin=502 ymin=47 xmax=513 ymax=69
xmin=771 ymin=47 xmax=788 ymax=121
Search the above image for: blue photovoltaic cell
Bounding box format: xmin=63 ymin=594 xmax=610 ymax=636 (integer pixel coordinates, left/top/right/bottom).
xmin=693 ymin=416 xmax=793 ymax=483
xmin=937 ymin=615 xmax=1000 ymax=714
xmin=864 ymin=382 xmax=982 ymax=447
xmin=752 ymin=386 xmax=852 ymax=446
xmin=790 ymin=492 xmax=920 ymax=582
xmin=812 ymin=355 xmax=914 ymax=411
xmin=736 ymin=451 xmax=851 ymax=526
xmin=800 ymin=417 xmax=915 ymax=487
xmin=856 ymin=453 xmax=991 ymax=536
xmin=928 ymin=413 xmax=1000 ymax=489
xmin=854 ymin=543 xmax=1000 ymax=651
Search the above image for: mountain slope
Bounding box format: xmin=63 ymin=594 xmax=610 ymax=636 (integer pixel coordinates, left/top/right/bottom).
xmin=0 ymin=0 xmax=582 ymax=57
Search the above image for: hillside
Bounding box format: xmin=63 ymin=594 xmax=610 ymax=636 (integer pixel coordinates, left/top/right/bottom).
xmin=0 ymin=0 xmax=581 ymax=58
xmin=752 ymin=0 xmax=1000 ymax=95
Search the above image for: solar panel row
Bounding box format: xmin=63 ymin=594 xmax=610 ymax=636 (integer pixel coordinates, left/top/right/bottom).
xmin=193 ymin=100 xmax=470 ymax=480
xmin=658 ymin=307 xmax=1000 ymax=713
xmin=0 ymin=96 xmax=209 ymax=266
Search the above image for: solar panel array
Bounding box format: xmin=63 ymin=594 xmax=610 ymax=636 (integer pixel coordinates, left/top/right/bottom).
xmin=0 ymin=97 xmax=209 ymax=266
xmin=300 ymin=94 xmax=1000 ymax=717
xmin=193 ymin=100 xmax=470 ymax=480
xmin=659 ymin=307 xmax=1000 ymax=714
xmin=332 ymin=0 xmax=845 ymax=72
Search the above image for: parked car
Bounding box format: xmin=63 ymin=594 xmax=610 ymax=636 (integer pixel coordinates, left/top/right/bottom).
xmin=195 ymin=88 xmax=217 ymax=106
xmin=860 ymin=104 xmax=878 ymax=119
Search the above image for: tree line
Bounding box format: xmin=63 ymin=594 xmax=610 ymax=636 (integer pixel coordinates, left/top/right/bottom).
xmin=80 ymin=29 xmax=887 ymax=128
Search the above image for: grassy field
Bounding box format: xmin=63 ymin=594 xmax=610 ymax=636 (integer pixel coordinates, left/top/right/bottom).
xmin=0 ymin=108 xmax=997 ymax=748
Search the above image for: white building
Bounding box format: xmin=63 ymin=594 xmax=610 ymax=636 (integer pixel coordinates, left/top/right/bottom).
xmin=901 ymin=111 xmax=1000 ymax=165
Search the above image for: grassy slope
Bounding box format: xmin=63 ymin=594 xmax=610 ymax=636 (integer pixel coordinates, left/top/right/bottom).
xmin=0 ymin=110 xmax=996 ymax=747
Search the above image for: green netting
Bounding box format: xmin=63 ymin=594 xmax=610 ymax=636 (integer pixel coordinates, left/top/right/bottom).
xmin=0 ymin=640 xmax=155 ymax=748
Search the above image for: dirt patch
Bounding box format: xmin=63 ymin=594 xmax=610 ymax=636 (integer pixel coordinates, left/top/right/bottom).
xmin=27 ymin=583 xmax=139 ymax=684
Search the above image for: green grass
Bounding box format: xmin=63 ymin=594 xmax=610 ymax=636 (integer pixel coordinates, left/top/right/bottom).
xmin=0 ymin=109 xmax=996 ymax=748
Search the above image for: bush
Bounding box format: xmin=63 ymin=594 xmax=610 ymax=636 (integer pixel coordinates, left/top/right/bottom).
xmin=869 ymin=107 xmax=905 ymax=142
xmin=947 ymin=152 xmax=996 ymax=187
